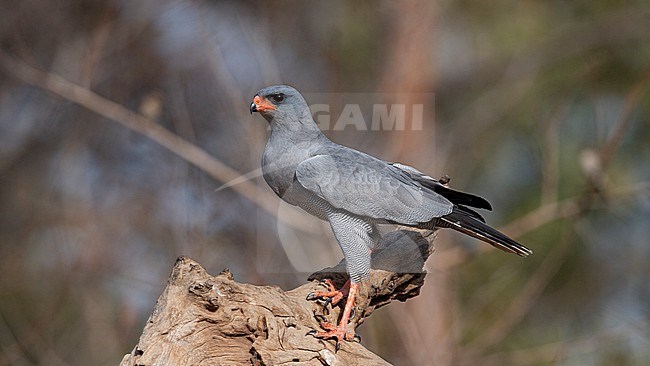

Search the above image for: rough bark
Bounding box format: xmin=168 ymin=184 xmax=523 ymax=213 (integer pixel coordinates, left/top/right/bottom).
xmin=119 ymin=229 xmax=436 ymax=366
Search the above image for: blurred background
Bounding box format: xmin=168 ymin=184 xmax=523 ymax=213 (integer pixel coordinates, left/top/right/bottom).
xmin=1 ymin=0 xmax=649 ymax=365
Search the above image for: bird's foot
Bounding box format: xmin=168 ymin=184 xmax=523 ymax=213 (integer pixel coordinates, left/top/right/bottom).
xmin=307 ymin=321 xmax=360 ymax=351
xmin=307 ymin=281 xmax=361 ymax=351
xmin=306 ymin=279 xmax=350 ymax=308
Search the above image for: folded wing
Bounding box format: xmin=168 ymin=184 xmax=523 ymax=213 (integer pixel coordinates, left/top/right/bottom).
xmin=296 ymin=153 xmax=453 ymax=224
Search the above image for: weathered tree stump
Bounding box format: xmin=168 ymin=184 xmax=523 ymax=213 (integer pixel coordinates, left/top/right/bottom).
xmin=119 ymin=229 xmax=436 ymax=366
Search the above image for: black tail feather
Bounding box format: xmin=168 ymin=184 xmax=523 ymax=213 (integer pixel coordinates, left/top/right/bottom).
xmin=389 ymin=162 xmax=493 ymax=210
xmin=455 ymin=204 xmax=487 ymax=223
xmin=432 ymin=185 xmax=492 ymax=210
xmin=439 ymin=210 xmax=532 ymax=257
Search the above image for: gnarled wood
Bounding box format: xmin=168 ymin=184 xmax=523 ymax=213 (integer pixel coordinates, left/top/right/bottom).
xmin=119 ymin=229 xmax=436 ymax=366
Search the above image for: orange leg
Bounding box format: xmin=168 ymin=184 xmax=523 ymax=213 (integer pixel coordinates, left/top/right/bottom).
xmin=307 ymin=282 xmax=359 ymax=348
xmin=306 ymin=279 xmax=350 ymax=307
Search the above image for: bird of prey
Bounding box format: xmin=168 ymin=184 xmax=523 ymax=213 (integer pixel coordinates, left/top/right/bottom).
xmin=250 ymin=85 xmax=532 ymax=346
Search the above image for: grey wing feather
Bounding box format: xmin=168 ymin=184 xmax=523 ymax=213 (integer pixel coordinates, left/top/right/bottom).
xmin=390 ymin=163 xmax=435 ymax=180
xmin=295 ymin=153 xmax=453 ymax=224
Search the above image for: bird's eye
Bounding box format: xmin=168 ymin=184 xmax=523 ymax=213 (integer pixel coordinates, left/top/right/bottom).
xmin=270 ymin=93 xmax=285 ymax=103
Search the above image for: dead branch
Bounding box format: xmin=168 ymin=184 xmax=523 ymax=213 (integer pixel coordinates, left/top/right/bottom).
xmin=119 ymin=230 xmax=436 ymax=366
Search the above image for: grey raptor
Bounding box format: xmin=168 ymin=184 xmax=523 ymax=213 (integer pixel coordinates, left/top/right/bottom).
xmin=249 ymin=85 xmax=532 ymax=346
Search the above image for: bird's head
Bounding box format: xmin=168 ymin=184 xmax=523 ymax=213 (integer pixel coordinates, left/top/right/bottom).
xmin=250 ymin=85 xmax=311 ymax=124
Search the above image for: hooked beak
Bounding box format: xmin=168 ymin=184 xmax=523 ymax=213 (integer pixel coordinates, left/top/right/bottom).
xmin=250 ymin=95 xmax=276 ymax=114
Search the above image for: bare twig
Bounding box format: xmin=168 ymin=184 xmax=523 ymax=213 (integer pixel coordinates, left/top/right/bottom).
xmin=435 ymin=180 xmax=649 ymax=269
xmin=439 ymin=6 xmax=650 ymax=171
xmin=0 ymin=310 xmax=31 ymax=366
xmin=79 ymin=8 xmax=116 ymax=88
xmin=599 ymin=68 xmax=650 ymax=169
xmin=540 ymin=100 xmax=570 ymax=204
xmin=579 ymin=67 xmax=650 ymax=203
xmin=458 ymin=228 xmax=574 ymax=364
xmin=0 ymin=50 xmax=313 ymax=232
xmin=503 ymin=181 xmax=649 ymax=240
xmin=398 ymin=179 xmax=648 ymax=275
xmin=453 ymin=68 xmax=650 ymax=361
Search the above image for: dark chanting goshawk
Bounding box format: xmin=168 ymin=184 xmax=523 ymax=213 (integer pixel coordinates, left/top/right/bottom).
xmin=249 ymin=85 xmax=532 ymax=346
